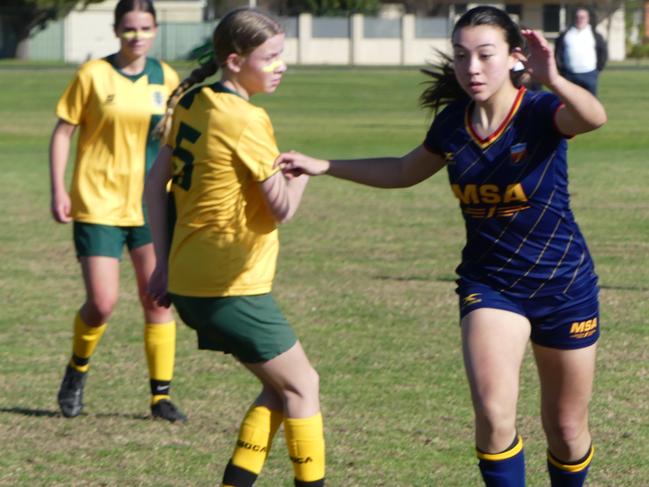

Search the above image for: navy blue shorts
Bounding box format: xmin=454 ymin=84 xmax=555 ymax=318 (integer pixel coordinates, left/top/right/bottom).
xmin=456 ymin=279 xmax=600 ymax=350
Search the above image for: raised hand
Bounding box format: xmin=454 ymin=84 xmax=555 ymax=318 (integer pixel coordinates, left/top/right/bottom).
xmin=521 ymin=29 xmax=561 ymax=87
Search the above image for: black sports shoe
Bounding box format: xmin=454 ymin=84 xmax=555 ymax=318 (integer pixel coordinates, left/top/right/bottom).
xmin=57 ymin=365 xmax=87 ymax=418
xmin=151 ymin=399 xmax=187 ymax=423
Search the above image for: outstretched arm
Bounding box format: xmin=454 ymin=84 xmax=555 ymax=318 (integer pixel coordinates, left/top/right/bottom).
xmin=522 ymin=29 xmax=607 ymax=135
xmin=277 ymin=145 xmax=446 ymax=189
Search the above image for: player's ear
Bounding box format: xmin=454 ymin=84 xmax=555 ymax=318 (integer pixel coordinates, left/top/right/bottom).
xmin=225 ymin=52 xmax=244 ymax=73
xmin=510 ymin=47 xmax=527 ymax=71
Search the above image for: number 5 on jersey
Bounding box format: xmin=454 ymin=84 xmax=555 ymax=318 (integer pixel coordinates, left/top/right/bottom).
xmin=172 ymin=122 xmax=201 ymax=190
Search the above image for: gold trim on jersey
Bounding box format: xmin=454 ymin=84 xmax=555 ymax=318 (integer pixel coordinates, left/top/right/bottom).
xmin=465 ymin=87 xmax=526 ymax=149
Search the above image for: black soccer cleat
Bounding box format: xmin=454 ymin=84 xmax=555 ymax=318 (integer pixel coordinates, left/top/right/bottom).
xmin=151 ymin=399 xmax=187 ymax=423
xmin=57 ymin=365 xmax=88 ymax=418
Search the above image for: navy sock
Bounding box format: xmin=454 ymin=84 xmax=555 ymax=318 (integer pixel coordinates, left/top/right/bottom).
xmin=477 ymin=435 xmax=525 ymax=487
xmin=547 ymin=445 xmax=594 ymax=487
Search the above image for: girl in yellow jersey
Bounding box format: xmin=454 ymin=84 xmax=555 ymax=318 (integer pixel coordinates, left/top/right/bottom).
xmin=49 ymin=0 xmax=186 ymax=422
xmin=145 ymin=8 xmax=324 ymax=486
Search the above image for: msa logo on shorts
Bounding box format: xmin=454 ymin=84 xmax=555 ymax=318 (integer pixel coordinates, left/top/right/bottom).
xmin=461 ymin=293 xmax=482 ymax=309
xmin=569 ymin=317 xmax=598 ymax=340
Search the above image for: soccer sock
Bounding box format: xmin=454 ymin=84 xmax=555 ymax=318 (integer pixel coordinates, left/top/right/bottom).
xmin=69 ymin=312 xmax=106 ymax=373
xmin=477 ymin=435 xmax=525 ymax=487
xmin=547 ymin=445 xmax=594 ymax=487
xmin=284 ymin=413 xmax=325 ymax=487
xmin=222 ymin=405 xmax=284 ymax=487
xmin=144 ymin=320 xmax=176 ymax=405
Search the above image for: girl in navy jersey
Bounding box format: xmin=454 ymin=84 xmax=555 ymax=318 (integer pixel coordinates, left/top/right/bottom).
xmin=277 ymin=6 xmax=606 ymax=487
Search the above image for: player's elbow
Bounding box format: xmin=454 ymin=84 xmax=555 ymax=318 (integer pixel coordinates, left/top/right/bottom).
xmin=273 ymin=204 xmax=296 ymax=224
xmin=267 ymin=196 xmax=295 ymax=224
xmin=593 ymin=109 xmax=607 ymax=129
xmin=582 ymin=111 xmax=607 ymax=133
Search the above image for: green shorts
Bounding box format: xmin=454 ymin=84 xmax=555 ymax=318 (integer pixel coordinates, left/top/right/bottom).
xmin=170 ymin=293 xmax=297 ymax=363
xmin=73 ymin=221 xmax=152 ymax=259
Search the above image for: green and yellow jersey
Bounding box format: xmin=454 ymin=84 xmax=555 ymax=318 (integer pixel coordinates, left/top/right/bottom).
xmin=166 ymin=82 xmax=281 ymax=297
xmin=56 ymin=55 xmax=179 ymax=226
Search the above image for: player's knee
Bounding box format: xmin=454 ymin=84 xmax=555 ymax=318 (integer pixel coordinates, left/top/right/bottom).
xmin=282 ymin=366 xmax=320 ymax=402
xmin=475 ymin=400 xmax=516 ymax=439
xmin=546 ymin=416 xmax=588 ymax=445
xmin=84 ymin=296 xmax=117 ymax=324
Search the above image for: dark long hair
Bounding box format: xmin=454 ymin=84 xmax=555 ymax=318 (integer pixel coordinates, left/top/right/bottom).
xmin=154 ymin=8 xmax=283 ymax=139
xmin=420 ymin=6 xmax=526 ymax=114
xmin=114 ymin=0 xmax=156 ymax=26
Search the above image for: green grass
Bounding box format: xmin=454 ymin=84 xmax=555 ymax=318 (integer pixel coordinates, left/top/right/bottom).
xmin=1 ymin=62 xmax=648 ymax=486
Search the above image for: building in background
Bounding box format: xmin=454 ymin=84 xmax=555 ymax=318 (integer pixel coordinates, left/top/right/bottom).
xmin=12 ymin=0 xmax=628 ymax=63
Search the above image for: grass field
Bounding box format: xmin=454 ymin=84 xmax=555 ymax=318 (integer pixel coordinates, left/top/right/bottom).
xmin=1 ymin=62 xmax=648 ymax=486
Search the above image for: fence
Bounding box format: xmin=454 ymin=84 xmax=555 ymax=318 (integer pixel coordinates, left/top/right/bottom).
xmin=28 ymin=13 xmax=452 ymax=65
xmin=25 ymin=8 xmax=625 ymax=65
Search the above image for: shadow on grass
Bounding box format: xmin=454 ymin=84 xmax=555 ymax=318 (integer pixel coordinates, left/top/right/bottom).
xmin=374 ymin=274 xmax=456 ymax=282
xmin=0 ymin=406 xmax=149 ymax=421
xmin=0 ymin=407 xmax=59 ymax=417
xmin=600 ymin=284 xmax=649 ymax=292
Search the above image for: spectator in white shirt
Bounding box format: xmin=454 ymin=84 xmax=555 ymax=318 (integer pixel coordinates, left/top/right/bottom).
xmin=554 ymin=7 xmax=607 ymax=96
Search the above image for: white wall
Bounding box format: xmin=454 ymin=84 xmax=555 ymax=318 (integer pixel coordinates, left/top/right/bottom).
xmin=56 ymin=2 xmax=625 ymax=64
xmin=63 ymin=0 xmax=204 ymax=62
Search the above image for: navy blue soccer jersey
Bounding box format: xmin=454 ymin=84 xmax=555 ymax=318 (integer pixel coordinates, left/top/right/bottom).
xmin=424 ymin=87 xmax=598 ymax=299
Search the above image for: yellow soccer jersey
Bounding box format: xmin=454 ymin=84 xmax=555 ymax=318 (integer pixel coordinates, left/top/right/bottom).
xmin=56 ymin=56 xmax=179 ymax=226
xmin=166 ymin=82 xmax=281 ymax=297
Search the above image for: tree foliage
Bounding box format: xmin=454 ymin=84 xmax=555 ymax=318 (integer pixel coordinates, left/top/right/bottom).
xmin=206 ymin=0 xmax=381 ymax=19
xmin=1 ymin=0 xmax=103 ymax=58
xmin=282 ymin=0 xmax=380 ymax=16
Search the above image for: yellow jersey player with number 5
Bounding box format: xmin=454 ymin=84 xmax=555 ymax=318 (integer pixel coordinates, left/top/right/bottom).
xmin=145 ymin=9 xmax=325 ymax=486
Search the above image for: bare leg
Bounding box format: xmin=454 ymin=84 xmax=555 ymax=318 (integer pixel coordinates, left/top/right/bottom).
xmin=533 ymin=343 xmax=596 ymax=460
xmin=129 ymin=243 xmax=173 ymax=323
xmin=244 ymin=341 xmax=320 ymax=418
xmin=462 ymin=308 xmax=531 ymax=452
xmin=79 ymin=256 xmax=120 ymax=325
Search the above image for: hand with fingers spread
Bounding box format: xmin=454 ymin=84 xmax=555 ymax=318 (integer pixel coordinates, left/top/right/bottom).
xmin=521 ymin=29 xmax=561 ymax=88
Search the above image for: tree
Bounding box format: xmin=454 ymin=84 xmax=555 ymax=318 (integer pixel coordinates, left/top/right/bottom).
xmin=282 ymin=0 xmax=379 ymax=16
xmin=1 ymin=0 xmax=102 ymax=59
xmin=204 ymin=0 xmax=380 ymax=17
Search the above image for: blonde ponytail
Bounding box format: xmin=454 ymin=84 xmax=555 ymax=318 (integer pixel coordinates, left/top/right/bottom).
xmin=154 ymin=59 xmax=219 ymax=140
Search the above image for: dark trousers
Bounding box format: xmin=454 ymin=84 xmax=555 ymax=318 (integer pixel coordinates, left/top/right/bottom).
xmin=563 ymin=70 xmax=599 ymax=96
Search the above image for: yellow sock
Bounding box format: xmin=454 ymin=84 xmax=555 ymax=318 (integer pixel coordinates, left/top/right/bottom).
xmin=144 ymin=321 xmax=176 ymax=405
xmin=232 ymin=405 xmax=283 ymax=473
xmin=69 ymin=312 xmax=106 ymax=373
xmin=284 ymin=413 xmax=325 ymax=484
xmin=222 ymin=406 xmax=283 ymax=486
